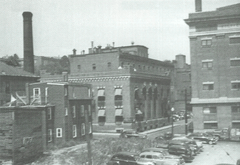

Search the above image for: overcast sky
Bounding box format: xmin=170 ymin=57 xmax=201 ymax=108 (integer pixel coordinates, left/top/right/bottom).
xmin=0 ymin=0 xmax=239 ymax=63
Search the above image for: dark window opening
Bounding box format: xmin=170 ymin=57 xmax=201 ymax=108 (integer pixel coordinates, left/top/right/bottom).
xmin=98 ymin=96 xmax=105 ymax=101
xmin=115 ymin=95 xmax=122 ymax=101
xmin=92 ymin=64 xmax=96 ymax=70
xmin=230 ymin=60 xmax=240 ymax=67
xmin=98 ymin=116 xmax=106 ymax=123
xmin=232 ymin=106 xmax=240 ymax=113
xmin=115 ymin=116 xmax=123 ymax=122
xmin=232 ymin=83 xmax=240 ymax=90
xmin=230 ymin=37 xmax=240 ymax=44
xmin=203 ymin=84 xmax=214 ymax=90
xmin=204 ymin=123 xmax=218 ymax=129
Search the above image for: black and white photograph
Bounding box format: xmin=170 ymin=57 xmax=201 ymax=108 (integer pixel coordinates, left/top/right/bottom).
xmin=0 ymin=0 xmax=240 ymax=164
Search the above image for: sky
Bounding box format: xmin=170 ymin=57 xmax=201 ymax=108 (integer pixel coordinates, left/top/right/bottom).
xmin=0 ymin=0 xmax=239 ymax=64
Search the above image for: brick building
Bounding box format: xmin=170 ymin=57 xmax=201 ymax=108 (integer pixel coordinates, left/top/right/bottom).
xmin=0 ymin=74 xmax=92 ymax=163
xmin=27 ymin=75 xmax=93 ymax=143
xmin=185 ymin=1 xmax=240 ymax=130
xmin=0 ymin=61 xmax=39 ymax=106
xmin=41 ymin=44 xmax=174 ymax=132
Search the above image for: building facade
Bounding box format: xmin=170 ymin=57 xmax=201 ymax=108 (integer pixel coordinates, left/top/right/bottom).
xmin=185 ymin=2 xmax=240 ymax=130
xmin=28 ymin=76 xmax=93 ymax=144
xmin=41 ymin=44 xmax=174 ymax=132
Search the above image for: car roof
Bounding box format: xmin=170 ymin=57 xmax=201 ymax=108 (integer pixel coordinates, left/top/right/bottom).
xmin=114 ymin=152 xmax=138 ymax=156
xmin=142 ymin=148 xmax=165 ymax=152
xmin=140 ymin=152 xmax=162 ymax=156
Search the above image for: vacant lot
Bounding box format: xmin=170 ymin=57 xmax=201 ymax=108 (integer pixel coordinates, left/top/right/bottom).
xmin=188 ymin=141 xmax=240 ymax=165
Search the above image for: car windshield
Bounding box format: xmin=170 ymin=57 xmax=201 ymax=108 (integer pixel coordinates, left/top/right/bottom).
xmin=162 ymin=150 xmax=169 ymax=156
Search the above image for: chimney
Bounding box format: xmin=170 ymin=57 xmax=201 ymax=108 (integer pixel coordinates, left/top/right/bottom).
xmin=73 ymin=49 xmax=76 ymax=55
xmin=23 ymin=12 xmax=34 ymax=74
xmin=112 ymin=42 xmax=115 ymax=47
xmin=62 ymin=72 xmax=68 ymax=82
xmin=195 ymin=0 xmax=202 ymax=12
xmin=91 ymin=41 xmax=94 ymax=53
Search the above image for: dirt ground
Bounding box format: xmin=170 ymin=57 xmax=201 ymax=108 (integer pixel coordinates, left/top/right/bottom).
xmin=187 ymin=141 xmax=240 ymax=165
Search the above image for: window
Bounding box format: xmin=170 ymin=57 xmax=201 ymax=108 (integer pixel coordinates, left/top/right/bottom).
xmin=81 ymin=123 xmax=85 ymax=135
xmin=231 ymin=82 xmax=240 ymax=90
xmin=229 ymin=36 xmax=240 ymax=44
xmin=3 ymin=81 xmax=10 ymax=94
xmin=73 ymin=125 xmax=77 ymax=138
xmin=48 ymin=129 xmax=52 ymax=142
xmin=45 ymin=87 xmax=48 ymax=103
xmin=98 ymin=110 xmax=106 ymax=123
xmin=107 ymin=62 xmax=111 ymax=69
xmin=64 ymin=87 xmax=68 ymax=96
xmin=202 ymin=60 xmax=213 ymax=69
xmin=204 ymin=123 xmax=218 ymax=129
xmin=77 ymin=65 xmax=81 ymax=70
xmin=203 ymin=107 xmax=217 ymax=114
xmin=232 ymin=106 xmax=240 ymax=113
xmin=47 ymin=107 xmax=52 ymax=120
xmin=88 ymin=105 xmax=91 ymax=116
xmin=203 ymin=83 xmax=214 ymax=90
xmin=230 ymin=58 xmax=240 ymax=67
xmin=92 ymin=64 xmax=96 ymax=70
xmin=33 ymin=88 xmax=40 ymax=98
xmin=201 ymin=39 xmax=212 ymax=47
xmin=73 ymin=106 xmax=76 ymax=118
xmin=89 ymin=122 xmax=92 ymax=133
xmin=65 ymin=108 xmax=68 ymax=116
xmin=232 ymin=122 xmax=240 ymax=128
xmin=56 ymin=128 xmax=62 ymax=138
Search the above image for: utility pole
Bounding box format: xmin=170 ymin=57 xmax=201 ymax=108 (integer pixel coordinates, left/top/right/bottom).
xmin=85 ymin=108 xmax=92 ymax=165
xmin=185 ymin=88 xmax=188 ymax=135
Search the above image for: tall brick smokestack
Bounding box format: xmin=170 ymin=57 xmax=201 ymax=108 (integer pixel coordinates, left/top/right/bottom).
xmin=195 ymin=0 xmax=202 ymax=12
xmin=23 ymin=12 xmax=34 ymax=74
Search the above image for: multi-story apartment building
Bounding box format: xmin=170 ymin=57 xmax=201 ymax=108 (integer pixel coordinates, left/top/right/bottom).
xmin=28 ymin=74 xmax=93 ymax=143
xmin=0 ymin=61 xmax=39 ymax=105
xmin=185 ymin=1 xmax=240 ymax=130
xmin=42 ymin=43 xmax=173 ymax=132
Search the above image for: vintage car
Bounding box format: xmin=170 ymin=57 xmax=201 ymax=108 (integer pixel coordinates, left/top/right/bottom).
xmin=139 ymin=152 xmax=181 ymax=165
xmin=107 ymin=152 xmax=155 ymax=165
xmin=142 ymin=148 xmax=185 ymax=165
xmin=187 ymin=132 xmax=217 ymax=144
xmin=167 ymin=140 xmax=194 ymax=162
xmin=172 ymin=137 xmax=203 ymax=154
xmin=119 ymin=130 xmax=147 ymax=139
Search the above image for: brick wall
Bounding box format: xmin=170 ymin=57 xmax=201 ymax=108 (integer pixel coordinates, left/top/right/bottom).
xmin=13 ymin=110 xmax=43 ymax=164
xmin=0 ymin=110 xmax=13 ymax=159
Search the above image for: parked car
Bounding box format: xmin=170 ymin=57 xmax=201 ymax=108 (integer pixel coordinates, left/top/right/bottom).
xmin=172 ymin=137 xmax=203 ymax=154
xmin=119 ymin=130 xmax=147 ymax=139
xmin=187 ymin=132 xmax=217 ymax=144
xmin=107 ymin=152 xmax=155 ymax=165
xmin=139 ymin=152 xmax=181 ymax=165
xmin=167 ymin=140 xmax=194 ymax=162
xmin=142 ymin=148 xmax=185 ymax=165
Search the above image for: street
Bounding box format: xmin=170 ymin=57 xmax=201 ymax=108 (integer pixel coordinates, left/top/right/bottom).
xmin=187 ymin=141 xmax=240 ymax=165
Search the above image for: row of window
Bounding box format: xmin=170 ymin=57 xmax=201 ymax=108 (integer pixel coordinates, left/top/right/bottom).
xmin=204 ymin=122 xmax=240 ymax=129
xmin=201 ymin=36 xmax=240 ymax=47
xmin=48 ymin=123 xmax=92 ymax=142
xmin=77 ymin=62 xmax=171 ymax=73
xmin=203 ymin=106 xmax=240 ymax=114
xmin=202 ymin=58 xmax=240 ymax=69
xmin=65 ymin=105 xmax=91 ymax=117
xmin=202 ymin=82 xmax=240 ymax=90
